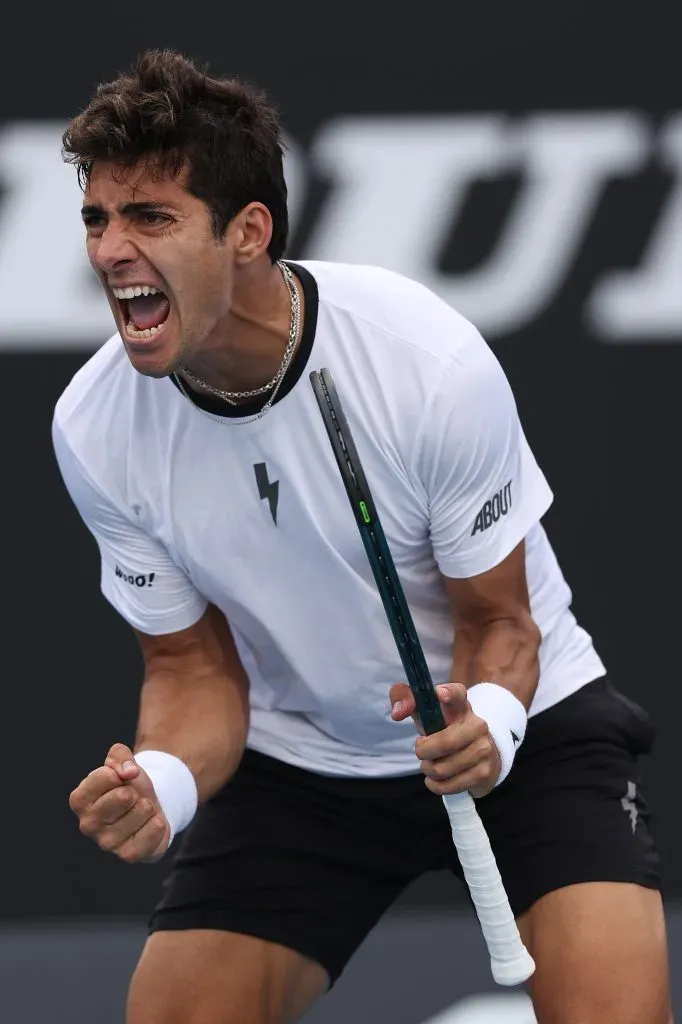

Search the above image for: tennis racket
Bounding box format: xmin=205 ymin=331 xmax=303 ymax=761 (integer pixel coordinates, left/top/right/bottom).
xmin=309 ymin=366 xmax=535 ymax=987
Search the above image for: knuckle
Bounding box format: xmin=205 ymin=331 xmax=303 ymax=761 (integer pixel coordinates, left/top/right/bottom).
xmin=470 ymin=777 xmax=493 ymax=798
xmin=97 ymin=833 xmax=119 ymax=854
xmin=117 ymin=844 xmax=142 ymax=864
xmin=425 ymin=771 xmax=449 ymax=794
xmin=448 ymin=726 xmax=466 ymax=749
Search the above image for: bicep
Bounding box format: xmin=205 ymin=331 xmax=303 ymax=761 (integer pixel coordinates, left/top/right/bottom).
xmin=442 ymin=541 xmax=532 ymax=629
xmin=134 ymin=604 xmax=249 ymax=692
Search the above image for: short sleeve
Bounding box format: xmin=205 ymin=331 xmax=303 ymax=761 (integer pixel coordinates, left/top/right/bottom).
xmin=53 ymin=417 xmax=208 ymax=635
xmin=415 ymin=326 xmax=553 ymax=579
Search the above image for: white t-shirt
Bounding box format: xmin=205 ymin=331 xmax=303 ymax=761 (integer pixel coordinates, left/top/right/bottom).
xmin=52 ymin=261 xmax=605 ymax=777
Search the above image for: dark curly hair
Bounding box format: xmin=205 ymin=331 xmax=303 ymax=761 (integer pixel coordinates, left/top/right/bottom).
xmin=62 ymin=49 xmax=289 ymax=261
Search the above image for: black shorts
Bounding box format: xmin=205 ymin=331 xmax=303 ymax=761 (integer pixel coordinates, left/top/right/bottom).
xmin=150 ymin=677 xmax=662 ymax=986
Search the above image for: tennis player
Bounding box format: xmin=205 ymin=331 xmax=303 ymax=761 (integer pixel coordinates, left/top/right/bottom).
xmin=54 ymin=50 xmax=671 ymax=1024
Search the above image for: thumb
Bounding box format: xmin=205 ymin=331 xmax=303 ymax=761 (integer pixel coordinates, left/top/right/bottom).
xmin=104 ymin=742 xmax=140 ymax=782
xmin=435 ymin=682 xmax=470 ymax=725
xmin=389 ymin=682 xmax=416 ymax=722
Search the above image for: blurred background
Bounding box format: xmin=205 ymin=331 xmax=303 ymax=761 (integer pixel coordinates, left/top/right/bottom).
xmin=1 ymin=1 xmax=680 ymax=1020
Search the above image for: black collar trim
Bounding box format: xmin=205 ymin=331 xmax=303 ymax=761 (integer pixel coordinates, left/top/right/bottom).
xmin=169 ymin=260 xmax=318 ymax=418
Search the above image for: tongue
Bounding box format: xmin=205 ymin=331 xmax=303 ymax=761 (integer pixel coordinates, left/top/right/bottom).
xmin=128 ymin=294 xmax=170 ymax=330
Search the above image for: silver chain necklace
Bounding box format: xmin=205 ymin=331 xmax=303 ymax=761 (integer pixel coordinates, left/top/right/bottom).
xmin=174 ymin=261 xmax=301 ymax=422
xmin=173 ymin=344 xmax=294 ymax=426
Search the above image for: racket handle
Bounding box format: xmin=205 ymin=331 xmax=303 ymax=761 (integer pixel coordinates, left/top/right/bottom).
xmin=442 ymin=791 xmax=535 ymax=986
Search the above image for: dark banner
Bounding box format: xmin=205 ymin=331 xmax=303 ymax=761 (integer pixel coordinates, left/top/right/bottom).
xmin=1 ymin=1 xmax=680 ymax=917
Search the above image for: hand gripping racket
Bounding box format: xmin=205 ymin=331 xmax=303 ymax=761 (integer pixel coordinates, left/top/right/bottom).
xmin=310 ymin=367 xmax=535 ymax=987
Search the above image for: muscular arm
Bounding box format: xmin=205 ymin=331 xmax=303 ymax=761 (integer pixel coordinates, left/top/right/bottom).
xmin=444 ymin=540 xmax=541 ymax=711
xmin=391 ymin=321 xmax=548 ymax=793
xmin=134 ymin=603 xmax=250 ymax=803
xmin=391 ymin=540 xmax=541 ymax=796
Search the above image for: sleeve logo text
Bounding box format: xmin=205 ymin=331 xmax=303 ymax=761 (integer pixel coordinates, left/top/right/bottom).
xmin=115 ymin=565 xmax=156 ymax=588
xmin=471 ymin=481 xmax=512 ymax=536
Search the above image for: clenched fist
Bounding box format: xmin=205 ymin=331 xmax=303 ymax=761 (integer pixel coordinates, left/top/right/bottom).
xmin=69 ymin=743 xmax=170 ymax=863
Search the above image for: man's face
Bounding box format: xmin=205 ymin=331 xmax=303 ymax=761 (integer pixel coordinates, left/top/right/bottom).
xmin=83 ymin=161 xmax=234 ymax=377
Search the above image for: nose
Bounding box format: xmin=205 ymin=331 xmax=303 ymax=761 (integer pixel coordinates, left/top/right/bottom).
xmin=90 ymin=223 xmax=138 ymax=275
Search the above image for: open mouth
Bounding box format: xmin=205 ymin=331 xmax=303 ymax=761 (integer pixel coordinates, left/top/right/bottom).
xmin=112 ymin=285 xmax=171 ymax=340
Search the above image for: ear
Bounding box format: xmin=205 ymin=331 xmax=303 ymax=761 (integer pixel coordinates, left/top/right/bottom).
xmin=231 ymin=202 xmax=274 ymax=264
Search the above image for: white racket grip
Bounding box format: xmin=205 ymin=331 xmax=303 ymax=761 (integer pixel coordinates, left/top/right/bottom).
xmin=443 ymin=791 xmax=535 ymax=986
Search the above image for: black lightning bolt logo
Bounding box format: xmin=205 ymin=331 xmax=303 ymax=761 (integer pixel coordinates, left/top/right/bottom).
xmin=254 ymin=463 xmax=279 ymax=524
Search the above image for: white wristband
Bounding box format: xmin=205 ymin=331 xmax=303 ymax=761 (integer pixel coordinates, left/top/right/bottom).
xmin=133 ymin=750 xmax=198 ymax=845
xmin=466 ymin=682 xmax=528 ymax=788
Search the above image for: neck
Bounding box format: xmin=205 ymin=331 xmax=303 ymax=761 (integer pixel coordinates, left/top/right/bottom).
xmin=180 ymin=260 xmax=302 ymax=397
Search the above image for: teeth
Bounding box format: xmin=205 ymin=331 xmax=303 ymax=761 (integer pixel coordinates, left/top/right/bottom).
xmin=126 ymin=322 xmax=161 ymax=340
xmin=113 ymin=285 xmax=160 ymax=299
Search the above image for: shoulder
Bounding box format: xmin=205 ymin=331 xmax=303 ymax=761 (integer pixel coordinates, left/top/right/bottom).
xmin=294 ymin=260 xmax=482 ymax=367
xmin=52 ymin=334 xmax=167 ymax=496
xmin=54 ymin=333 xmax=128 ymax=424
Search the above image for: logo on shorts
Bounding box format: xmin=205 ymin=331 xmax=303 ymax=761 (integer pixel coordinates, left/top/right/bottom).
xmin=471 ymin=480 xmax=512 ymax=536
xmin=621 ymin=781 xmax=639 ymax=833
xmin=254 ymin=462 xmax=279 ymax=524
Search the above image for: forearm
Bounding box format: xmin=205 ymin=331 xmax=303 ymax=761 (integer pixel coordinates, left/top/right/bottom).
xmin=134 ymin=666 xmax=249 ymax=803
xmin=451 ymin=611 xmax=541 ymax=711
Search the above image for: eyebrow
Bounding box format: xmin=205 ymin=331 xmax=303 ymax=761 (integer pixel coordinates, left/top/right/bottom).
xmin=81 ymin=201 xmax=172 ymax=219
